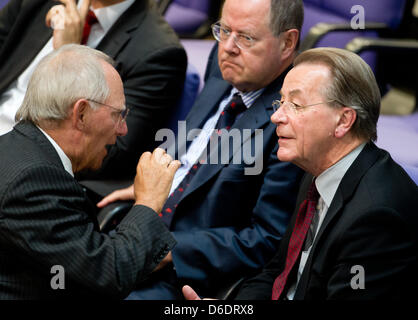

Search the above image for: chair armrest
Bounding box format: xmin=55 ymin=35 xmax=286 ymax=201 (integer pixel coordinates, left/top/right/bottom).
xmin=346 ymin=37 xmax=418 ymax=54
xmin=214 ymin=277 xmax=247 ymax=300
xmin=300 ymin=22 xmax=388 ymax=51
xmin=97 ymin=201 xmax=134 ymax=233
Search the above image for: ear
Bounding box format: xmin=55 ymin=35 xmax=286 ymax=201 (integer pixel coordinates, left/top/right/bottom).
xmin=71 ymin=99 xmax=90 ymax=131
xmin=280 ymin=29 xmax=299 ymax=59
xmin=335 ymin=107 xmax=357 ymax=138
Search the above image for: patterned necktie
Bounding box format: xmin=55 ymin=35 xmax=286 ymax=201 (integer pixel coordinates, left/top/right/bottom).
xmin=81 ymin=10 xmax=98 ymax=45
xmin=160 ymin=93 xmax=246 ymax=227
xmin=271 ymin=180 xmax=319 ymax=300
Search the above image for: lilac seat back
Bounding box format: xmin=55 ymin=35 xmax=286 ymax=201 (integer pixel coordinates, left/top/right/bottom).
xmin=165 ymin=0 xmax=210 ymax=34
xmin=180 ymin=39 xmax=216 ymax=92
xmin=0 ymin=0 xmax=10 ymax=9
xmin=166 ymin=63 xmax=200 ymax=133
xmin=376 ymin=113 xmax=418 ymax=167
xmin=302 ymin=0 xmax=407 ymax=71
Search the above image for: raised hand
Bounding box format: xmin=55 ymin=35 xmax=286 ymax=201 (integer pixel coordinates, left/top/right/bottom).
xmin=46 ymin=0 xmax=91 ymax=49
xmin=133 ymin=148 xmax=181 ymax=214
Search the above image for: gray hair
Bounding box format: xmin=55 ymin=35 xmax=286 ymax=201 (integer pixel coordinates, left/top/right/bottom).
xmin=294 ymin=47 xmax=381 ymax=141
xmin=16 ymin=44 xmax=115 ymax=124
xmin=269 ymin=0 xmax=304 ymax=36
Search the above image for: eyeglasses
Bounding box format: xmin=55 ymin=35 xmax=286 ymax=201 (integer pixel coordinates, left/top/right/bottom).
xmin=211 ymin=21 xmax=256 ymax=50
xmin=87 ymin=99 xmax=129 ymax=125
xmin=272 ymin=100 xmax=336 ymax=115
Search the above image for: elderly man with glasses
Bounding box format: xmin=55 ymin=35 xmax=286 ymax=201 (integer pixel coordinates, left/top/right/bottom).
xmin=184 ymin=47 xmax=418 ymax=301
xmin=0 ymin=44 xmax=181 ymax=299
xmin=98 ymin=0 xmax=305 ymax=299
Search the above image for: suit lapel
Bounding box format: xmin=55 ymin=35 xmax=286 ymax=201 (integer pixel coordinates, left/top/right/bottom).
xmin=96 ymin=0 xmax=147 ymax=61
xmin=179 ymin=71 xmax=286 ymax=202
xmin=294 ymin=142 xmax=381 ymax=299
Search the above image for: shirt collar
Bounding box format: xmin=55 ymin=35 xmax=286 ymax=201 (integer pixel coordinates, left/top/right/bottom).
xmin=230 ymin=87 xmax=265 ymax=109
xmin=37 ymin=126 xmax=74 ymax=177
xmin=81 ymin=0 xmax=135 ymax=34
xmin=316 ymin=143 xmax=366 ymax=208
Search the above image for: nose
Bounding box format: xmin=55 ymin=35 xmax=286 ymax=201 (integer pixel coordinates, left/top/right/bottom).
xmin=116 ymin=120 xmax=128 ymax=137
xmin=222 ymin=34 xmax=240 ymax=54
xmin=271 ymin=106 xmax=287 ymax=126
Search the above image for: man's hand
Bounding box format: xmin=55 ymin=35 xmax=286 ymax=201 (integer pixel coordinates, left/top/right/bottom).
xmin=134 ymin=148 xmax=181 ymax=214
xmin=182 ymin=285 xmax=202 ymax=300
xmin=97 ymin=185 xmax=134 ymax=208
xmin=46 ymin=0 xmax=91 ymax=49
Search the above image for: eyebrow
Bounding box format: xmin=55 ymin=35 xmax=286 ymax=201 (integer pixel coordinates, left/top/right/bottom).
xmin=279 ymin=89 xmax=302 ymax=98
xmin=220 ymin=21 xmax=256 ymax=37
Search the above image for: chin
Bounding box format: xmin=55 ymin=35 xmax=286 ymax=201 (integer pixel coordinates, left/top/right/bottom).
xmin=277 ymin=151 xmax=293 ymax=163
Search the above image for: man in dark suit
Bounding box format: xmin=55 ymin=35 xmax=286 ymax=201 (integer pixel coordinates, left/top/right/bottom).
xmin=0 ymin=0 xmax=187 ymax=178
xmin=98 ymin=0 xmax=305 ymax=299
xmin=184 ymin=48 xmax=418 ymax=301
xmin=0 ymin=44 xmax=181 ymax=299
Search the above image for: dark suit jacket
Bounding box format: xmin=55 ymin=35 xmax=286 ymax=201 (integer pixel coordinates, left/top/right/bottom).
xmin=0 ymin=0 xmax=187 ymax=178
xmin=163 ymin=45 xmax=304 ymax=296
xmin=235 ymin=142 xmax=418 ymax=300
xmin=0 ymin=122 xmax=176 ymax=299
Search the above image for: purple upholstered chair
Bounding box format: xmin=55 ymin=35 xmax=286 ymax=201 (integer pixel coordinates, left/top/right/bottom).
xmin=301 ymin=0 xmax=408 ymax=71
xmin=164 ymin=0 xmax=210 ymax=36
xmin=0 ymin=0 xmax=10 ymax=10
xmin=180 ymin=39 xmax=216 ymax=92
xmin=376 ymin=112 xmax=418 ymax=168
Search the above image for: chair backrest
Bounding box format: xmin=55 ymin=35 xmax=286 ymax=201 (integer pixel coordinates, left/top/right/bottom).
xmin=180 ymin=39 xmax=216 ymax=92
xmin=165 ymin=62 xmax=200 ymax=134
xmin=303 ymin=0 xmax=407 ymax=30
xmin=402 ymin=163 xmax=418 ymax=185
xmin=301 ymin=0 xmax=408 ymax=71
xmin=164 ymin=0 xmax=212 ymax=35
xmin=0 ymin=0 xmax=10 ymax=10
xmin=376 ymin=112 xmax=418 ymax=168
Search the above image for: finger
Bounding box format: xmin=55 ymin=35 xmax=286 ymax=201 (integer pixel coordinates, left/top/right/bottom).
xmin=159 ymin=153 xmax=173 ymax=166
xmin=57 ymin=0 xmax=78 ymax=14
xmin=96 ymin=186 xmax=134 ymax=208
xmin=46 ymin=5 xmax=65 ymax=27
xmin=152 ymin=147 xmax=166 ymax=162
xmin=182 ymin=285 xmax=201 ymax=300
xmin=168 ymin=160 xmax=181 ymax=173
xmin=79 ymin=0 xmax=92 ymax=21
xmin=138 ymin=151 xmax=152 ymax=164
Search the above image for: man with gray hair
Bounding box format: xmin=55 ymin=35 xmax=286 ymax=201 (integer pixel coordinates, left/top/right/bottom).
xmin=98 ymin=0 xmax=305 ymax=299
xmin=0 ymin=44 xmax=181 ymax=299
xmin=184 ymin=47 xmax=418 ymax=300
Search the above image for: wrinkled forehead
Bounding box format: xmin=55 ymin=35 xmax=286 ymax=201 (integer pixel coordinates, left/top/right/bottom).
xmin=221 ymin=0 xmax=271 ymax=34
xmin=281 ymin=64 xmax=332 ymax=98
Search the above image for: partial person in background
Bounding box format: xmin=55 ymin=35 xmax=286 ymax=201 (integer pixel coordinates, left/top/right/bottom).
xmin=98 ymin=0 xmax=305 ymax=300
xmin=0 ymin=44 xmax=180 ymax=299
xmin=0 ymin=0 xmax=187 ymax=178
xmin=184 ymin=47 xmax=418 ymax=301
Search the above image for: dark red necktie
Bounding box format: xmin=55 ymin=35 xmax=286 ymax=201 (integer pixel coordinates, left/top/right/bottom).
xmin=160 ymin=93 xmax=246 ymax=227
xmin=81 ymin=10 xmax=98 ymax=45
xmin=271 ymin=180 xmax=319 ymax=300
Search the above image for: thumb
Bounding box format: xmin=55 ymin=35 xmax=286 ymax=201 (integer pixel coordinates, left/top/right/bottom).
xmin=182 ymin=285 xmax=201 ymax=300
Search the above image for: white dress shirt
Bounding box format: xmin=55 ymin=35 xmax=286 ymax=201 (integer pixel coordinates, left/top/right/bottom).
xmin=169 ymin=87 xmax=264 ymax=194
xmin=0 ymin=0 xmax=134 ymax=136
xmin=286 ymin=142 xmax=366 ymax=300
